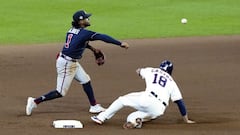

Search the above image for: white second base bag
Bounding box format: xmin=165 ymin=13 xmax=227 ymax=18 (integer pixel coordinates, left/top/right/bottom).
xmin=53 ymin=120 xmax=83 ymax=128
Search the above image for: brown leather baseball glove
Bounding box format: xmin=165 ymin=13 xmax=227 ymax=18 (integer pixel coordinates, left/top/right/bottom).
xmin=93 ymin=49 xmax=105 ymax=66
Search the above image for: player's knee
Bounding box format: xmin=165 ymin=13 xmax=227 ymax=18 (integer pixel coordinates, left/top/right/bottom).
xmin=117 ymin=95 xmax=132 ymax=106
xmin=117 ymin=96 xmax=125 ymax=102
xmin=79 ymin=74 xmax=91 ymax=84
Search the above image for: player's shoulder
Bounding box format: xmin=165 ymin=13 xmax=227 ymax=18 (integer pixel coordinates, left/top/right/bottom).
xmin=143 ymin=67 xmax=154 ymax=69
xmin=82 ymin=28 xmax=98 ymax=37
xmin=140 ymin=67 xmax=160 ymax=74
xmin=81 ymin=28 xmax=95 ymax=33
xmin=149 ymin=67 xmax=174 ymax=81
xmin=141 ymin=67 xmax=155 ymax=71
xmin=146 ymin=67 xmax=161 ymax=72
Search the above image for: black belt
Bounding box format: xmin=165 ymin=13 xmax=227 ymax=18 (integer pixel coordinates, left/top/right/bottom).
xmin=61 ymin=54 xmax=77 ymax=62
xmin=150 ymin=91 xmax=167 ymax=107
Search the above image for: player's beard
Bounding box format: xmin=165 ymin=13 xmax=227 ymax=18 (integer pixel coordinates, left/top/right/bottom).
xmin=80 ymin=22 xmax=90 ymax=28
xmin=84 ymin=19 xmax=91 ymax=27
xmin=79 ymin=19 xmax=91 ymax=28
xmin=85 ymin=22 xmax=91 ymax=27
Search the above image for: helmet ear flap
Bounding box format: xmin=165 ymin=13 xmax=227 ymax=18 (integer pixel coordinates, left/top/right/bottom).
xmin=167 ymin=66 xmax=173 ymax=75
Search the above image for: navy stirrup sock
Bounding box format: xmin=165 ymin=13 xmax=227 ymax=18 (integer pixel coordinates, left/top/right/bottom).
xmin=34 ymin=90 xmax=62 ymax=104
xmin=82 ymin=82 xmax=96 ymax=106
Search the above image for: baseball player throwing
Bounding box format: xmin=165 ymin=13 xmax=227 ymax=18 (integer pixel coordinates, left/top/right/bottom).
xmin=26 ymin=10 xmax=129 ymax=116
xmin=91 ymin=60 xmax=195 ymax=129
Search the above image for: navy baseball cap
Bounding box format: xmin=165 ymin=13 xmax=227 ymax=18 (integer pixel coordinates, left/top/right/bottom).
xmin=73 ymin=10 xmax=91 ymax=22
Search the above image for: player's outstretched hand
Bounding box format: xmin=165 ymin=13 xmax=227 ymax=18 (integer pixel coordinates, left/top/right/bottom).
xmin=120 ymin=42 xmax=129 ymax=49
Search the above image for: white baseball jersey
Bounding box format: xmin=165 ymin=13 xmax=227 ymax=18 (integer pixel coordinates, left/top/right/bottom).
xmin=95 ymin=67 xmax=184 ymax=125
xmin=139 ymin=67 xmax=183 ymax=105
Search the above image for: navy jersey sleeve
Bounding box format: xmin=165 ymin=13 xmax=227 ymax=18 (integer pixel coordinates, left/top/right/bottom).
xmin=90 ymin=33 xmax=122 ymax=46
xmin=174 ymin=99 xmax=187 ymax=116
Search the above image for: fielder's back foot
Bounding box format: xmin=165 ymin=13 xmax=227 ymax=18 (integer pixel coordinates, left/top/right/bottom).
xmin=89 ymin=104 xmax=106 ymax=113
xmin=26 ymin=97 xmax=37 ymax=116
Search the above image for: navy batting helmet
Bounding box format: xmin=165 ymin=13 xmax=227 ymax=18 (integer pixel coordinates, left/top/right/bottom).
xmin=159 ymin=60 xmax=173 ymax=75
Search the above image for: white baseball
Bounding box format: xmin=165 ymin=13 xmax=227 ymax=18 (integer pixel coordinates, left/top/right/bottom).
xmin=181 ymin=18 xmax=187 ymax=24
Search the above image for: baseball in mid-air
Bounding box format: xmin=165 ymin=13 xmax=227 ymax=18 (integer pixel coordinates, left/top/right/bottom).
xmin=181 ymin=18 xmax=187 ymax=24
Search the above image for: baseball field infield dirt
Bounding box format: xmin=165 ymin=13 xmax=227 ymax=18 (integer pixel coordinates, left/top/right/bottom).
xmin=0 ymin=36 xmax=240 ymax=135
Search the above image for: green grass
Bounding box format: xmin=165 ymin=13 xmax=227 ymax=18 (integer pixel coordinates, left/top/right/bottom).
xmin=0 ymin=0 xmax=239 ymax=45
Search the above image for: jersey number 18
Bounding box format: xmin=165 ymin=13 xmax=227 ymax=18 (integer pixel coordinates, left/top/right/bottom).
xmin=152 ymin=74 xmax=167 ymax=87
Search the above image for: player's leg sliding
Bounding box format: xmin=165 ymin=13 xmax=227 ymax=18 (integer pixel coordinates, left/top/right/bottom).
xmin=91 ymin=116 xmax=103 ymax=124
xmin=91 ymin=96 xmax=144 ymax=129
xmin=82 ymin=81 xmax=105 ymax=113
xmin=91 ymin=93 xmax=147 ymax=129
xmin=26 ymin=90 xmax=62 ymax=116
xmin=91 ymin=96 xmax=125 ymax=124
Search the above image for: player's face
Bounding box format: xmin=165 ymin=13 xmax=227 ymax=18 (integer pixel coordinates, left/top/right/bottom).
xmin=79 ymin=18 xmax=91 ymax=28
